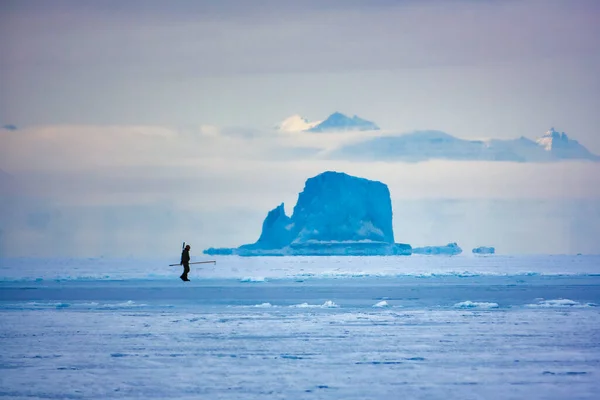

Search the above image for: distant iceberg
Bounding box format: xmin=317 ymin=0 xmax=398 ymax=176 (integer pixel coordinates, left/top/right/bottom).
xmin=204 ymin=171 xmax=411 ymax=256
xmin=412 ymin=243 xmax=462 ymax=256
xmin=472 ymin=246 xmax=495 ymax=254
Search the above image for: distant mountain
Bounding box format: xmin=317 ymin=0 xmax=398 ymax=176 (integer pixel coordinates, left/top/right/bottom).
xmin=535 ymin=127 xmax=599 ymax=160
xmin=481 ymin=137 xmax=545 ymax=162
xmin=330 ymin=128 xmax=599 ymax=163
xmin=2 ymin=124 xmax=17 ymax=131
xmin=330 ymin=130 xmax=491 ymax=162
xmin=276 ymin=115 xmax=321 ymax=132
xmin=276 ymin=112 xmax=380 ymax=133
xmin=307 ymin=112 xmax=380 ymax=132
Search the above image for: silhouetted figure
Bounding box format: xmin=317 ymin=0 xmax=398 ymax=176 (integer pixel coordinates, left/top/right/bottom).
xmin=180 ymin=244 xmax=191 ymax=281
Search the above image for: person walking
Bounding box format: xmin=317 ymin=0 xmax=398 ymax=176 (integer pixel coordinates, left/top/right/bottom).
xmin=180 ymin=244 xmax=191 ymax=281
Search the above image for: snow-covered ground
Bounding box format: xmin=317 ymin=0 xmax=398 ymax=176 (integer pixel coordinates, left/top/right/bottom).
xmin=1 ymin=255 xmax=599 ymax=399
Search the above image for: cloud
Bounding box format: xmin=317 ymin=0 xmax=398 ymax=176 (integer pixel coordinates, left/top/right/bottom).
xmin=0 ymin=124 xmax=317 ymax=173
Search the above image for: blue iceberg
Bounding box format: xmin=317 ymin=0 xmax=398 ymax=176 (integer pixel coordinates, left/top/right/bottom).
xmin=204 ymin=171 xmax=411 ymax=256
xmin=472 ymin=246 xmax=495 ymax=254
xmin=412 ymin=242 xmax=462 ymax=256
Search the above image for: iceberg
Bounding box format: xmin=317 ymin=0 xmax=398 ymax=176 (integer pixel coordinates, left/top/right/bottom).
xmin=412 ymin=242 xmax=462 ymax=256
xmin=204 ymin=171 xmax=411 ymax=256
xmin=472 ymin=246 xmax=495 ymax=254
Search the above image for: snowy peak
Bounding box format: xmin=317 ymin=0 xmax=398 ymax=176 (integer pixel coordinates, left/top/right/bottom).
xmin=536 ymin=127 xmax=568 ymax=151
xmin=276 ymin=112 xmax=380 ymax=133
xmin=534 ymin=127 xmax=598 ymax=160
xmin=308 ymin=112 xmax=380 ymax=132
xmin=276 ymin=115 xmax=321 ymax=132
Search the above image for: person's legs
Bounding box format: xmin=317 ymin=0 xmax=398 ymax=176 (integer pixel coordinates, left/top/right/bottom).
xmin=181 ymin=263 xmax=190 ymax=281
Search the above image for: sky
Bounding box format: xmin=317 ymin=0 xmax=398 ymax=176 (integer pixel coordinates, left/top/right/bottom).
xmin=1 ymin=0 xmax=599 ymax=257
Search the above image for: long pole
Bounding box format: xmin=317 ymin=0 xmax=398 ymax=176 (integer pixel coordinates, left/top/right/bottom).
xmin=169 ymin=261 xmax=216 ymax=266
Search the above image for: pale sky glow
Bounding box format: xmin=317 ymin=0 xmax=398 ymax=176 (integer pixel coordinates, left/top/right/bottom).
xmin=1 ymin=0 xmax=599 ymax=256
